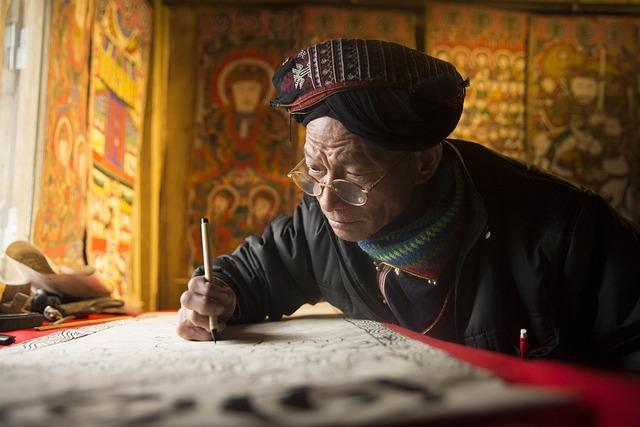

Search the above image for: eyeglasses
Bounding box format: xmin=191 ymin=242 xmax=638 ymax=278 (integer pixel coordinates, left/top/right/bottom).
xmin=287 ymin=155 xmax=406 ymax=207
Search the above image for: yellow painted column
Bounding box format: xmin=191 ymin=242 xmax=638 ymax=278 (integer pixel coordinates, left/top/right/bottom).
xmin=134 ymin=0 xmax=169 ymax=311
xmin=158 ymin=5 xmax=197 ymax=309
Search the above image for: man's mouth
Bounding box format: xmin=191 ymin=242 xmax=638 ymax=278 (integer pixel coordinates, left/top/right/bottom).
xmin=327 ymin=218 xmax=359 ymax=228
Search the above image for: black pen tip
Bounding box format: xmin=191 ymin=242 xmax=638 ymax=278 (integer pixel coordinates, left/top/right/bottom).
xmin=212 ymin=329 xmax=219 ymax=343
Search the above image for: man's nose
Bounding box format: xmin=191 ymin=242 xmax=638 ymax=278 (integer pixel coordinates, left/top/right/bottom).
xmin=317 ymin=183 xmax=344 ymax=211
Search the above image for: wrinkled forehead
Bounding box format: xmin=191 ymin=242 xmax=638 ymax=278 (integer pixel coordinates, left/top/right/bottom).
xmin=304 ymin=117 xmax=392 ymax=165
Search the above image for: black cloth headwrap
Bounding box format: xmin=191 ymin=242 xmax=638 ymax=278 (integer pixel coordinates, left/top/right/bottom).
xmin=299 ymin=76 xmax=466 ymax=152
xmin=271 ymin=39 xmax=469 ymax=151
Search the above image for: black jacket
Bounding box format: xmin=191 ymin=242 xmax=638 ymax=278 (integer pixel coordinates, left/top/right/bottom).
xmin=210 ymin=139 xmax=640 ymax=370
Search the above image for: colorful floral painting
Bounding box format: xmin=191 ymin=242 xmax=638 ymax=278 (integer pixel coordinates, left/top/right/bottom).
xmin=527 ymin=16 xmax=639 ymax=223
xmin=426 ymin=3 xmax=528 ymax=160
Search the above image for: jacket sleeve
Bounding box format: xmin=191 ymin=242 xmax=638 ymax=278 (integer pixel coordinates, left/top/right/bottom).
xmin=561 ymin=193 xmax=640 ymax=370
xmin=207 ymin=196 xmax=326 ymax=323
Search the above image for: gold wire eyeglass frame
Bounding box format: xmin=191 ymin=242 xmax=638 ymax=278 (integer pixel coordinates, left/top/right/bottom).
xmin=287 ymin=155 xmax=406 ymax=207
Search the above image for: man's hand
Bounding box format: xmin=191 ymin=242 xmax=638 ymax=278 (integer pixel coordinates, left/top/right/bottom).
xmin=177 ymin=275 xmax=238 ymax=341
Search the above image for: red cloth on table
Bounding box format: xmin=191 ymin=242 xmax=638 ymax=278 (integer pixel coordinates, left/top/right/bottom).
xmin=388 ymin=323 xmax=640 ymax=427
xmin=3 ymin=313 xmax=119 ymax=344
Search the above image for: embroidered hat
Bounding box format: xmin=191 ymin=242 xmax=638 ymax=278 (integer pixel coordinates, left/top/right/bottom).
xmin=270 ymin=38 xmax=469 ymax=151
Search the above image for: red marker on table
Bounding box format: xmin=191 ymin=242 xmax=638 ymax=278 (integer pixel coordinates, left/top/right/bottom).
xmin=519 ymin=328 xmax=528 ymax=359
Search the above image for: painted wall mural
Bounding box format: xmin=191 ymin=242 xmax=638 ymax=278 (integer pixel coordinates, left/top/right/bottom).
xmin=32 ymin=0 xmax=93 ymax=269
xmin=31 ymin=2 xmax=639 ymax=302
xmin=300 ymin=6 xmax=416 ymax=47
xmin=426 ymin=4 xmax=528 ymax=160
xmin=189 ymin=8 xmax=301 ymax=265
xmin=188 ymin=7 xmax=417 ymax=267
xmin=527 ymin=16 xmax=639 ymax=223
xmin=87 ymin=0 xmax=152 ymax=300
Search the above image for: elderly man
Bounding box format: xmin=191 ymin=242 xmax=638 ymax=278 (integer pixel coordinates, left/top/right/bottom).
xmin=178 ymin=39 xmax=640 ymax=370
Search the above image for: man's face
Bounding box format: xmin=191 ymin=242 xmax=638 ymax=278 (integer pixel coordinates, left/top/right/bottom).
xmin=304 ymin=117 xmax=417 ymax=242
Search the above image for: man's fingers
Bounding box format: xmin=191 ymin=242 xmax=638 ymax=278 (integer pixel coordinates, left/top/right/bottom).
xmin=180 ymin=291 xmax=228 ymax=317
xmin=188 ymin=276 xmax=235 ymax=299
xmin=187 ymin=275 xmax=210 ymax=295
xmin=185 ymin=277 xmax=235 ymax=307
xmin=186 ymin=308 xmax=228 ymax=334
xmin=178 ymin=276 xmax=236 ymax=341
xmin=184 ymin=305 xmax=210 ymax=330
xmin=189 ymin=275 xmax=232 ymax=295
xmin=176 ymin=307 xmax=212 ymax=341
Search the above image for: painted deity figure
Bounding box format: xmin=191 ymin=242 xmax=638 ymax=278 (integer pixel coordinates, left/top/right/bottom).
xmin=533 ymin=43 xmax=634 ymax=219
xmin=189 ymin=56 xmax=297 ymax=262
xmin=204 ymin=57 xmax=291 ymax=172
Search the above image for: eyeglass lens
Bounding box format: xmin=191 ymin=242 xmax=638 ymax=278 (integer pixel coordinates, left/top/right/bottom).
xmin=289 ymin=172 xmax=367 ymax=206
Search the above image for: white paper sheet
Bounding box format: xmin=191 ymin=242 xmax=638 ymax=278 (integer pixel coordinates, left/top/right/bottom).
xmin=0 ymin=313 xmax=572 ymax=426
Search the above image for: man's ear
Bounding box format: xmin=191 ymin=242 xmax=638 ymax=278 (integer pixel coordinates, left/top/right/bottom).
xmin=413 ymin=143 xmax=443 ymax=185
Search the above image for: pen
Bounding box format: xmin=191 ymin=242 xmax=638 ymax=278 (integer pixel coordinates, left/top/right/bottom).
xmin=201 ymin=218 xmax=220 ymax=343
xmin=519 ymin=328 xmax=528 ymax=360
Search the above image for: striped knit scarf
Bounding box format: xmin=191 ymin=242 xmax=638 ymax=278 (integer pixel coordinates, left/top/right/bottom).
xmin=357 ymin=154 xmax=465 ymax=282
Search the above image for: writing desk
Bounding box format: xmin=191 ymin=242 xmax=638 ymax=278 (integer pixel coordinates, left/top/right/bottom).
xmin=1 ymin=305 xmax=639 ymax=427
